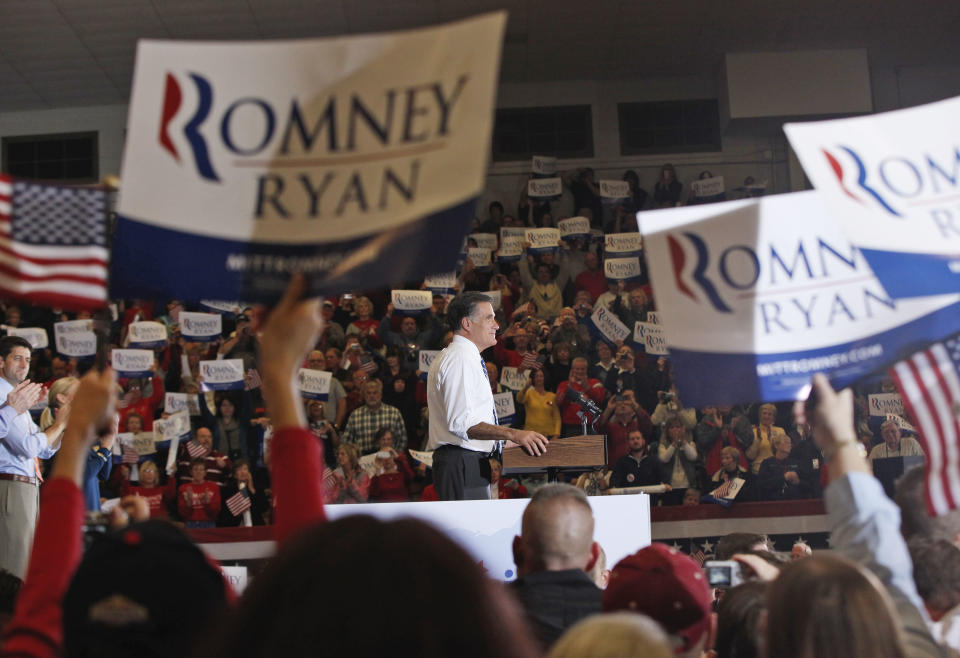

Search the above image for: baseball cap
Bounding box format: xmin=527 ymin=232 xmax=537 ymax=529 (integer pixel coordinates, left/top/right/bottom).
xmin=603 ymin=543 xmax=712 ymax=653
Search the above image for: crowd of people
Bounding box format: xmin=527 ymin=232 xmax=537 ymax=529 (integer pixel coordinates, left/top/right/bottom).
xmin=0 ymin=276 xmax=953 ymax=658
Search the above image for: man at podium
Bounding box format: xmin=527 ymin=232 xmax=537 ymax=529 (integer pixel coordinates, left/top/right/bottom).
xmin=426 ymin=292 xmax=549 ymax=500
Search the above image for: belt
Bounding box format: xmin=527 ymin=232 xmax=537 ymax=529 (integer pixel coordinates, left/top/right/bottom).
xmin=437 ymin=444 xmax=502 ymax=459
xmin=0 ymin=473 xmax=38 ymax=486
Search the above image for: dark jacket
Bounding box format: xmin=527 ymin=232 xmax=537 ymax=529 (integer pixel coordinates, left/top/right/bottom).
xmin=510 ymin=569 xmax=602 ymax=649
xmin=610 ymin=452 xmax=661 ymax=489
xmin=757 ymin=455 xmax=804 ymax=501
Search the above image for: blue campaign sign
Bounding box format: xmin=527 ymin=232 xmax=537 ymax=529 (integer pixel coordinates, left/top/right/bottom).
xmin=639 ymin=191 xmax=960 ymax=407
xmin=785 ymin=95 xmax=960 ymax=300
xmin=112 ymin=13 xmax=506 ymax=302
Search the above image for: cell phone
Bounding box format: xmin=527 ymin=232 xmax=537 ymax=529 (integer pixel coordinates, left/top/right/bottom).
xmin=704 ymin=560 xmax=744 ymax=589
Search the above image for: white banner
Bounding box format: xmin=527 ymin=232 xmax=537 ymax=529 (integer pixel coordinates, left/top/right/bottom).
xmin=114 ymin=13 xmax=507 ymax=302
xmin=527 ymin=177 xmax=562 ymax=199
xmin=604 ymin=257 xmax=642 ymax=281
xmin=180 ymin=312 xmax=222 ymax=342
xmin=885 ymin=413 xmax=917 ymax=433
xmin=691 ymin=176 xmax=725 ymax=199
xmin=6 ymin=327 xmax=48 ymax=350
xmin=391 ymin=289 xmax=433 ymax=314
xmin=298 ymin=368 xmax=332 ymax=401
xmin=496 ymin=236 xmax=525 ymax=262
xmin=467 ymin=247 xmax=492 ymax=271
xmin=200 ymin=358 xmax=245 ymax=391
xmin=785 ymin=95 xmax=960 ymax=299
xmin=501 ymin=226 xmax=527 ymax=241
xmin=869 ymin=392 xmax=904 ymax=417
xmin=128 ymin=321 xmax=168 ymax=348
xmin=469 ymin=233 xmax=498 ymax=251
xmin=112 ymin=349 xmax=155 ymax=378
xmin=604 ymin=232 xmax=643 ymax=256
xmin=590 ymin=306 xmax=631 ymax=343
xmin=647 ymin=311 xmax=660 ymax=325
xmin=525 ymin=227 xmax=561 ymax=253
xmin=165 ymin=391 xmax=200 ymax=416
xmin=154 ymin=409 xmax=191 ymax=441
xmin=486 ymin=289 xmax=502 ymax=310
xmin=599 ymin=179 xmax=630 ymax=203
xmin=121 ymin=431 xmax=157 ymax=456
xmin=54 ymin=320 xmax=96 ymax=358
xmin=634 ymin=321 xmax=668 ymax=355
xmin=493 ymin=391 xmax=515 ymax=425
xmin=199 ymin=300 xmax=244 ymax=314
xmin=500 ymin=366 xmax=531 ymax=391
xmin=408 ymin=449 xmax=434 ymax=469
xmin=531 ymin=155 xmax=557 ymax=175
xmin=418 ymin=349 xmax=441 ymax=379
xmin=423 ymin=272 xmax=456 ymax=293
xmin=638 ymin=191 xmax=960 ymax=406
xmin=558 ymin=216 xmax=590 ymax=241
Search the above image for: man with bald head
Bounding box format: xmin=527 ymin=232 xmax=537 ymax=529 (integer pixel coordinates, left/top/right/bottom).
xmin=511 ymin=483 xmax=602 ymax=649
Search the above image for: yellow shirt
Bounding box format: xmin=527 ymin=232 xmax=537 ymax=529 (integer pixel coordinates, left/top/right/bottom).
xmin=750 ymin=425 xmax=785 ymax=473
xmin=516 ymin=387 xmax=561 ymax=437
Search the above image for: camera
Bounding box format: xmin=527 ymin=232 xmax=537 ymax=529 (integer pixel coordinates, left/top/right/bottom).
xmin=704 ymin=560 xmax=744 ymax=589
xmin=660 ymin=391 xmax=675 ymax=401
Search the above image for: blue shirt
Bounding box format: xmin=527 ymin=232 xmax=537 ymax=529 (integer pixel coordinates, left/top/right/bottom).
xmin=0 ymin=378 xmax=57 ymax=478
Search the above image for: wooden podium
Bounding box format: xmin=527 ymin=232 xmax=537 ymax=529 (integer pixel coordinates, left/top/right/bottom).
xmin=502 ymin=434 xmax=606 ymax=478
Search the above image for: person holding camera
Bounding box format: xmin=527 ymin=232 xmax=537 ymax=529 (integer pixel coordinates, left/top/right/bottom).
xmin=598 ymin=393 xmax=654 ymax=467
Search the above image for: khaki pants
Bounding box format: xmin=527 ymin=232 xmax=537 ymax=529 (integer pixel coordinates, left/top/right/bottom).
xmin=0 ymin=478 xmax=39 ymax=579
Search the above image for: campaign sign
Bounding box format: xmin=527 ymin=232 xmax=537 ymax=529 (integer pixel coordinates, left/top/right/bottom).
xmin=785 ymin=95 xmax=960 ymax=299
xmin=486 ymin=289 xmax=502 ymax=310
xmin=469 ymin=233 xmax=498 ymax=251
xmin=590 ymin=306 xmax=631 ymax=344
xmin=500 ymin=366 xmax=531 ymax=391
xmin=604 ymin=232 xmax=643 ymax=257
xmin=7 ymin=327 xmax=48 ymax=350
xmin=604 ymin=257 xmax=642 ymax=282
xmin=647 ymin=311 xmax=660 ymax=325
xmin=599 ymin=180 xmax=630 ymax=204
xmin=124 ymin=431 xmax=157 ymax=456
xmin=638 ymin=190 xmax=960 ymax=406
xmin=113 ymin=13 xmax=506 ymax=302
xmin=868 ymin=392 xmax=904 ymax=417
xmin=298 ymin=368 xmax=332 ymax=401
xmin=419 ymin=349 xmax=440 ymax=380
xmin=590 ymin=228 xmax=604 ymax=244
xmin=527 ymin=177 xmax=562 ymax=201
xmin=497 ymin=236 xmax=524 ymax=263
xmin=525 ymin=228 xmax=561 ymax=254
xmin=468 ymin=247 xmax=492 ymax=272
xmin=691 ymin=176 xmax=725 ymax=201
xmin=391 ymin=289 xmax=432 ymax=315
xmin=54 ymin=320 xmax=96 ymax=358
xmin=112 ymin=349 xmax=155 ymax=378
xmin=635 ymin=321 xmax=668 ymax=356
xmin=180 ymin=312 xmax=222 ymax=342
xmin=501 ymin=226 xmax=527 ymax=241
xmin=200 ymin=359 xmax=245 ymax=391
xmin=423 ymin=272 xmax=456 ymax=294
xmin=128 ymin=321 xmax=168 ymax=349
xmin=165 ymin=392 xmax=200 ymax=416
xmin=493 ymin=392 xmax=515 ymax=426
xmin=558 ymin=216 xmax=590 ymax=241
xmin=155 ymin=410 xmax=191 ymax=441
xmin=200 ymin=300 xmax=242 ymax=314
xmin=885 ymin=413 xmax=916 ymax=433
xmin=531 ymin=155 xmax=557 ymax=176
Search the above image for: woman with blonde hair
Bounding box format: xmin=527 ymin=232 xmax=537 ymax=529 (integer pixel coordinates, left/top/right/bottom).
xmin=549 ymin=613 xmax=672 ymax=658
xmin=345 ymin=296 xmax=381 ymax=348
xmin=745 ymin=402 xmax=785 ymax=473
xmin=38 ymin=376 xmax=79 ymax=431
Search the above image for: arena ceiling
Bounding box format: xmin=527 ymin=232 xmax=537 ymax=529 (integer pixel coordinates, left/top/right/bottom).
xmin=0 ymin=0 xmax=957 ymax=112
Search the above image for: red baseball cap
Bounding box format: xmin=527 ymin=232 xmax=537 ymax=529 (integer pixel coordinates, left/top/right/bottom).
xmin=603 ymin=543 xmax=712 ymax=653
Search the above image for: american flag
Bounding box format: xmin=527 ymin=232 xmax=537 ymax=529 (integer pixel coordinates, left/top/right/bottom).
xmin=0 ymin=174 xmax=109 ymax=310
xmin=520 ymin=352 xmax=541 ymax=371
xmin=712 ymin=478 xmax=735 ymax=499
xmin=185 ymin=440 xmax=210 ymax=459
xmin=890 ymin=334 xmax=960 ymax=516
xmin=359 ymin=355 xmax=378 ymax=375
xmin=225 ymin=488 xmax=251 ymax=516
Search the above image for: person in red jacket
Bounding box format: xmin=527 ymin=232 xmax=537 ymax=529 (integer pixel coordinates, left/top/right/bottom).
xmin=177 ymin=459 xmax=221 ymax=527
xmin=123 ymin=460 xmax=174 ymax=518
xmin=556 ymin=357 xmax=607 ymax=436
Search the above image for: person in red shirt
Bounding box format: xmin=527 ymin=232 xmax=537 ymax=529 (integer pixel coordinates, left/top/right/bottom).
xmin=117 ymin=374 xmax=164 ymax=432
xmin=573 ymin=251 xmax=606 ymax=304
xmin=556 ymin=357 xmax=607 ymax=436
xmin=490 ymin=459 xmax=528 ymax=499
xmin=369 ymin=451 xmax=409 ymax=502
xmin=123 ymin=460 xmax=174 ymax=518
xmin=177 ymin=459 xmax=221 ymax=527
xmin=598 ymin=393 xmax=655 ymax=467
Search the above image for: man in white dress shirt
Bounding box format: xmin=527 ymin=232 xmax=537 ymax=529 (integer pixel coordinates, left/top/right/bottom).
xmin=427 ymin=291 xmax=548 ymax=500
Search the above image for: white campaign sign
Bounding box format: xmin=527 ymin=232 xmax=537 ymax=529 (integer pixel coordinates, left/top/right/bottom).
xmin=691 ymin=176 xmax=725 ymax=198
xmin=525 ymin=228 xmax=561 ymax=253
xmin=604 ymin=232 xmax=643 ymax=255
xmin=391 ymin=290 xmax=432 ymax=313
xmin=165 ymin=392 xmax=200 ymax=416
xmin=54 ymin=320 xmax=96 ymax=358
xmin=634 ymin=321 xmax=668 ymax=355
xmin=423 ymin=272 xmax=456 ymax=293
xmin=467 ymin=247 xmax=492 ymax=270
xmin=531 ymin=155 xmax=557 ymax=175
xmin=493 ymin=392 xmax=515 ymax=424
xmin=599 ymin=179 xmax=630 ymax=201
xmin=604 ymin=257 xmax=641 ymax=280
xmin=469 ymin=233 xmax=498 ymax=251
xmin=200 ymin=359 xmax=245 ymax=391
xmin=785 ymin=95 xmax=960 ymax=299
xmin=7 ymin=327 xmax=48 ymax=350
xmin=112 ymin=349 xmax=155 ymax=377
xmin=298 ymin=368 xmax=333 ymax=401
xmin=180 ymin=312 xmax=222 ymax=342
xmin=419 ymin=350 xmax=441 ymax=374
xmin=128 ymin=321 xmax=168 ymax=347
xmin=869 ymin=393 xmax=904 ymax=417
xmin=500 ymin=367 xmax=531 ymax=391
xmin=558 ymin=216 xmax=590 ymax=240
xmin=527 ymin=177 xmax=562 ymax=198
xmin=591 ymin=306 xmax=631 ymax=343
xmin=114 ymin=13 xmax=506 ymax=301
xmin=154 ymin=410 xmax=191 ymax=440
xmin=637 ymin=190 xmax=960 ymax=405
xmin=497 ymin=236 xmax=524 ymax=261
xmin=486 ymin=289 xmax=502 ymax=310
xmin=501 ymin=226 xmax=527 ymax=241
xmin=199 ymin=300 xmax=243 ymax=314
